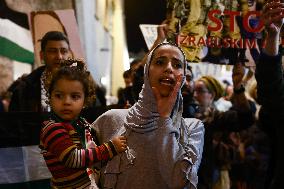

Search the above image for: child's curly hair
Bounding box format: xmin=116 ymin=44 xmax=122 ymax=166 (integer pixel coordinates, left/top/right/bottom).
xmin=48 ymin=58 xmax=96 ymax=107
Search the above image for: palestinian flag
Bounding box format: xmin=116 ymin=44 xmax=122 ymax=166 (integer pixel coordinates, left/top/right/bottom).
xmin=0 ymin=1 xmax=34 ymax=64
xmin=0 ymin=112 xmax=51 ymax=189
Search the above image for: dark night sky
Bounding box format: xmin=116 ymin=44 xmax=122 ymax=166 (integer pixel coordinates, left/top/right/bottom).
xmin=124 ymin=0 xmax=166 ymax=55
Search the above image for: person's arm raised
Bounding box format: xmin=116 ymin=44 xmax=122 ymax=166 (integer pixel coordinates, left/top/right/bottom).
xmin=262 ymin=0 xmax=284 ymax=56
xmin=140 ymin=20 xmax=170 ymax=66
xmin=231 ymin=63 xmax=250 ymax=110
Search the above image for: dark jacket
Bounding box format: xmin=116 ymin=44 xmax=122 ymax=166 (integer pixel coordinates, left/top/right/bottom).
xmin=255 ymin=53 xmax=284 ymax=189
xmin=9 ymin=66 xmax=45 ymax=112
xmin=197 ymin=105 xmax=255 ymax=189
xmin=0 ymin=97 xmax=4 ymax=112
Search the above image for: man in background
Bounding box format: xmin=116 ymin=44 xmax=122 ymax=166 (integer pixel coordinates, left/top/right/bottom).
xmin=9 ymin=31 xmax=71 ymax=112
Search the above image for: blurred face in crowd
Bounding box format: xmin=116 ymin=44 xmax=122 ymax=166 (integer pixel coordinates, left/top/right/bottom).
xmin=130 ymin=60 xmax=142 ymax=82
xmin=149 ymin=44 xmax=185 ymax=97
xmin=224 ymin=85 xmax=233 ymax=101
xmin=182 ymin=68 xmax=194 ymax=98
xmin=124 ymin=76 xmax=133 ymax=87
xmin=41 ymin=40 xmax=71 ymax=74
xmin=193 ymin=80 xmax=214 ymax=109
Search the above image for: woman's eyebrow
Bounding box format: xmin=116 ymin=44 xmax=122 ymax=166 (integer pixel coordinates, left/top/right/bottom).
xmin=155 ymin=56 xmax=182 ymax=61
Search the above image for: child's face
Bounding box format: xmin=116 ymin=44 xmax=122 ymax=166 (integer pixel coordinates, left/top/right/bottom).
xmin=50 ymin=78 xmax=85 ymax=121
xmin=149 ymin=45 xmax=185 ymax=97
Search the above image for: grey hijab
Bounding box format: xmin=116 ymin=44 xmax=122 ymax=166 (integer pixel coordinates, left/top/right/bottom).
xmin=124 ymin=42 xmax=186 ymax=133
xmin=103 ymin=43 xmax=201 ymax=188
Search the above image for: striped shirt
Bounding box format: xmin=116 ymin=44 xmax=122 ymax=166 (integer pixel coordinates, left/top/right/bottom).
xmin=40 ymin=119 xmax=117 ymax=188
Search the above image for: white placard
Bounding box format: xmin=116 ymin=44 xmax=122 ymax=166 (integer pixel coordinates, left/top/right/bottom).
xmin=139 ymin=24 xmax=158 ymax=50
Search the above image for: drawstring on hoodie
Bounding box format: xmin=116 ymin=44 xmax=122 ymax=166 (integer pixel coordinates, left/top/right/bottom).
xmin=125 ymin=146 xmax=135 ymax=164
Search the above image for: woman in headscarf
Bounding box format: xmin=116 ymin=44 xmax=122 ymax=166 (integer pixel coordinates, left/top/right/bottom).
xmin=92 ymin=42 xmax=204 ymax=189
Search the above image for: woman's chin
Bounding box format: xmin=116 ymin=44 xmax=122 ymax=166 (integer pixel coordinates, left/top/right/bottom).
xmin=158 ymin=86 xmax=174 ymax=97
xmin=159 ymin=90 xmax=171 ymax=97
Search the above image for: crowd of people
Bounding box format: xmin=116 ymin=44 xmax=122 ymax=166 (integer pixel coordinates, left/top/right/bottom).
xmin=0 ymin=1 xmax=284 ymax=189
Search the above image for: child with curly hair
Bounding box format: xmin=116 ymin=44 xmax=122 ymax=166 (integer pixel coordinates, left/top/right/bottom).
xmin=39 ymin=59 xmax=127 ymax=188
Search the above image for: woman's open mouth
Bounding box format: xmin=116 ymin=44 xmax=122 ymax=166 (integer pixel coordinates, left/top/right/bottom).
xmin=159 ymin=77 xmax=175 ymax=86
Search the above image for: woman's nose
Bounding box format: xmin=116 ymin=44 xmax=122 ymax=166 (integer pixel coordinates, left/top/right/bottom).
xmin=164 ymin=62 xmax=173 ymax=73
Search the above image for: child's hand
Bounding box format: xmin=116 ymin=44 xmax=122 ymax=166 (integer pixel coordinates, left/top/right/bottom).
xmin=111 ymin=136 xmax=127 ymax=153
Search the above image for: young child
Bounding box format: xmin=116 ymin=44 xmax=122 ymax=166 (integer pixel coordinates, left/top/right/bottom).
xmin=39 ymin=59 xmax=127 ymax=189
